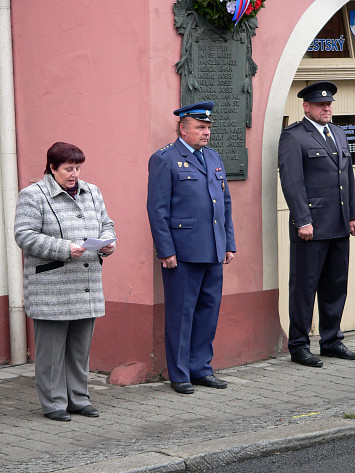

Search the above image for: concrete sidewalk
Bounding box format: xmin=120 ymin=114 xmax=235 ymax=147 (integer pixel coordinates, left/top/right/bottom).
xmin=1 ymin=334 xmax=355 ymax=473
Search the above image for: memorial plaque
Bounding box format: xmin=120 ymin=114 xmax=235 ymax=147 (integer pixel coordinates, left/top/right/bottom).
xmin=174 ymin=0 xmax=258 ymax=180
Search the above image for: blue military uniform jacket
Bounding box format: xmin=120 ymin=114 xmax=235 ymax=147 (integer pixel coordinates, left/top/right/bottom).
xmin=278 ymin=117 xmax=355 ymax=242
xmin=147 ymin=138 xmax=236 ymax=263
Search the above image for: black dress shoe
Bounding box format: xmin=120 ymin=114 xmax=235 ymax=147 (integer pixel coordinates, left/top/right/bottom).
xmin=291 ymin=348 xmax=323 ymax=367
xmin=44 ymin=410 xmax=71 ymax=421
xmin=171 ymin=382 xmax=194 ymax=394
xmin=320 ymin=343 xmax=355 ymax=360
xmin=68 ymin=405 xmax=99 ymax=417
xmin=191 ymin=375 xmax=228 ymax=389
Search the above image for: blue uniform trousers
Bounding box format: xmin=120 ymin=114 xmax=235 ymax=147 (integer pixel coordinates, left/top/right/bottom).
xmin=162 ymin=261 xmax=223 ymax=382
xmin=289 ymin=237 xmax=349 ymax=354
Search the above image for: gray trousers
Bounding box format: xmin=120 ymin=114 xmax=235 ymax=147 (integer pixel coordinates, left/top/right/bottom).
xmin=33 ymin=318 xmax=95 ymax=414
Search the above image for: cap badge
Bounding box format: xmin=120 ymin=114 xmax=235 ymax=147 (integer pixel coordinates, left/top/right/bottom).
xmin=322 ymin=91 xmax=327 ymax=96
xmin=206 ymin=110 xmax=211 ymax=116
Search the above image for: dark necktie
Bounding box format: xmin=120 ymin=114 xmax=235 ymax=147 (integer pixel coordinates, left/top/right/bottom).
xmin=193 ymin=150 xmax=206 ymax=171
xmin=323 ymin=126 xmax=338 ymax=156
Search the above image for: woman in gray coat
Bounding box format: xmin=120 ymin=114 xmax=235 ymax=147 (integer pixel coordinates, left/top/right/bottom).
xmin=14 ymin=142 xmax=116 ymax=421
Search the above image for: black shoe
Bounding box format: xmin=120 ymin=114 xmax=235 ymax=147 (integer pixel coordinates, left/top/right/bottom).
xmin=44 ymin=410 xmax=71 ymax=421
xmin=68 ymin=405 xmax=99 ymax=417
xmin=191 ymin=375 xmax=228 ymax=389
xmin=171 ymin=382 xmax=194 ymax=394
xmin=291 ymin=348 xmax=323 ymax=367
xmin=320 ymin=343 xmax=355 ymax=360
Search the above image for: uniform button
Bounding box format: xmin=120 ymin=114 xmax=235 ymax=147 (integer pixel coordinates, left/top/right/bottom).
xmin=213 ymin=199 xmax=216 ymax=204
xmin=188 ymin=176 xmax=191 ymax=179
xmin=85 ymin=288 xmax=90 ymax=292
xmin=214 ymin=220 xmax=217 ymax=224
xmin=178 ymin=224 xmax=182 ymax=228
xmin=341 ymin=202 xmax=344 ymax=205
xmin=340 ymin=186 xmax=343 ymax=189
xmin=309 ymin=203 xmax=312 ymax=207
xmin=339 ymin=170 xmax=342 ymax=174
xmin=77 ymin=214 xmax=83 ymax=218
xmin=84 ymin=263 xmax=89 ymax=267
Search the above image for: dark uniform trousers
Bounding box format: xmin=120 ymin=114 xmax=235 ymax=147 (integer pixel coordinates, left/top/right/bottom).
xmin=289 ymin=237 xmax=349 ymax=354
xmin=162 ymin=261 xmax=223 ymax=382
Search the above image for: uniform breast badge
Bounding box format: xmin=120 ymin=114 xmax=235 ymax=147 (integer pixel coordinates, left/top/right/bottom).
xmin=184 ymin=162 xmax=189 ymax=167
xmin=178 ymin=162 xmax=182 ymax=167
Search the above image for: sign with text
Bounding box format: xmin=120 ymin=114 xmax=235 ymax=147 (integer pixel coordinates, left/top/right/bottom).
xmin=333 ymin=116 xmax=355 ymax=164
xmin=174 ymin=0 xmax=258 ymax=180
xmin=190 ymin=36 xmax=248 ymax=179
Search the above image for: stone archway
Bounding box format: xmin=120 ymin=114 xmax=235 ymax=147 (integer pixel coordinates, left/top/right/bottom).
xmin=261 ymin=0 xmax=350 ymax=291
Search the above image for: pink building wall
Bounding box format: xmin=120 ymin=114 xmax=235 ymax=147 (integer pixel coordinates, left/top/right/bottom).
xmin=0 ymin=0 xmax=313 ymax=376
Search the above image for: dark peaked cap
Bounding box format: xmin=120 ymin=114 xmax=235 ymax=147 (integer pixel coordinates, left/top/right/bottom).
xmin=297 ymin=81 xmax=337 ymax=103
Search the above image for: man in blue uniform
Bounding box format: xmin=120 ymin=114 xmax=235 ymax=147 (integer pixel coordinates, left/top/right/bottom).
xmin=147 ymin=101 xmax=236 ymax=394
xmin=278 ymin=81 xmax=355 ymax=368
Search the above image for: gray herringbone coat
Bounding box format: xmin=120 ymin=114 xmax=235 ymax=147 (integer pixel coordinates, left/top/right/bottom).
xmin=14 ymin=174 xmax=116 ymax=320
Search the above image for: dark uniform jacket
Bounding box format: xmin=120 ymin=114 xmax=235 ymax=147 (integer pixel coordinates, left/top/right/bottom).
xmin=147 ymin=138 xmax=236 ymax=263
xmin=278 ymin=117 xmax=355 ymax=242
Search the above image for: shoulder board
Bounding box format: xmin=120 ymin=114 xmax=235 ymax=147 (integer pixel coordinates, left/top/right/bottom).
xmin=205 ymin=145 xmax=216 ymax=152
xmin=284 ymin=121 xmax=301 ymax=130
xmin=158 ymin=143 xmax=175 ymax=155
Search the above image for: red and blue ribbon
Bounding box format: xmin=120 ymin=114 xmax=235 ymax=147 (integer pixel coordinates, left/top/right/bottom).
xmin=232 ymin=0 xmax=251 ymax=25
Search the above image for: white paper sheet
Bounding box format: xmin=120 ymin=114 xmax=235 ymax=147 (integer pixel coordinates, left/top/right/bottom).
xmin=82 ymin=238 xmax=117 ymax=251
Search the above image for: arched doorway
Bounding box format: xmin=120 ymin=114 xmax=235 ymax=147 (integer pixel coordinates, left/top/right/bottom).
xmin=277 ymin=3 xmax=355 ymax=335
xmin=261 ymin=0 xmax=350 ymax=327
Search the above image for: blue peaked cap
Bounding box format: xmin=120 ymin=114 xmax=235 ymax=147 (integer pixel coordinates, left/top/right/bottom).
xmin=173 ymin=101 xmax=215 ymax=122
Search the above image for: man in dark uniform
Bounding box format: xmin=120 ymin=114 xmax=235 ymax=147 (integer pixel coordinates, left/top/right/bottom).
xmin=147 ymin=101 xmax=236 ymax=393
xmin=278 ymin=81 xmax=355 ymax=368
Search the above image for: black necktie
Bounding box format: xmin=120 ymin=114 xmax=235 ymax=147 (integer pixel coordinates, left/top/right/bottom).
xmin=323 ymin=127 xmax=338 ymax=156
xmin=193 ymin=150 xmax=206 ymax=171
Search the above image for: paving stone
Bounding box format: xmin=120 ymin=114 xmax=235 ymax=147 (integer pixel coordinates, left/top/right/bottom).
xmin=2 ymin=334 xmax=355 ymax=472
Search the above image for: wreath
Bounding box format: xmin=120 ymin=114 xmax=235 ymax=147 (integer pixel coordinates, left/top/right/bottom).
xmin=192 ymin=0 xmax=266 ymax=30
